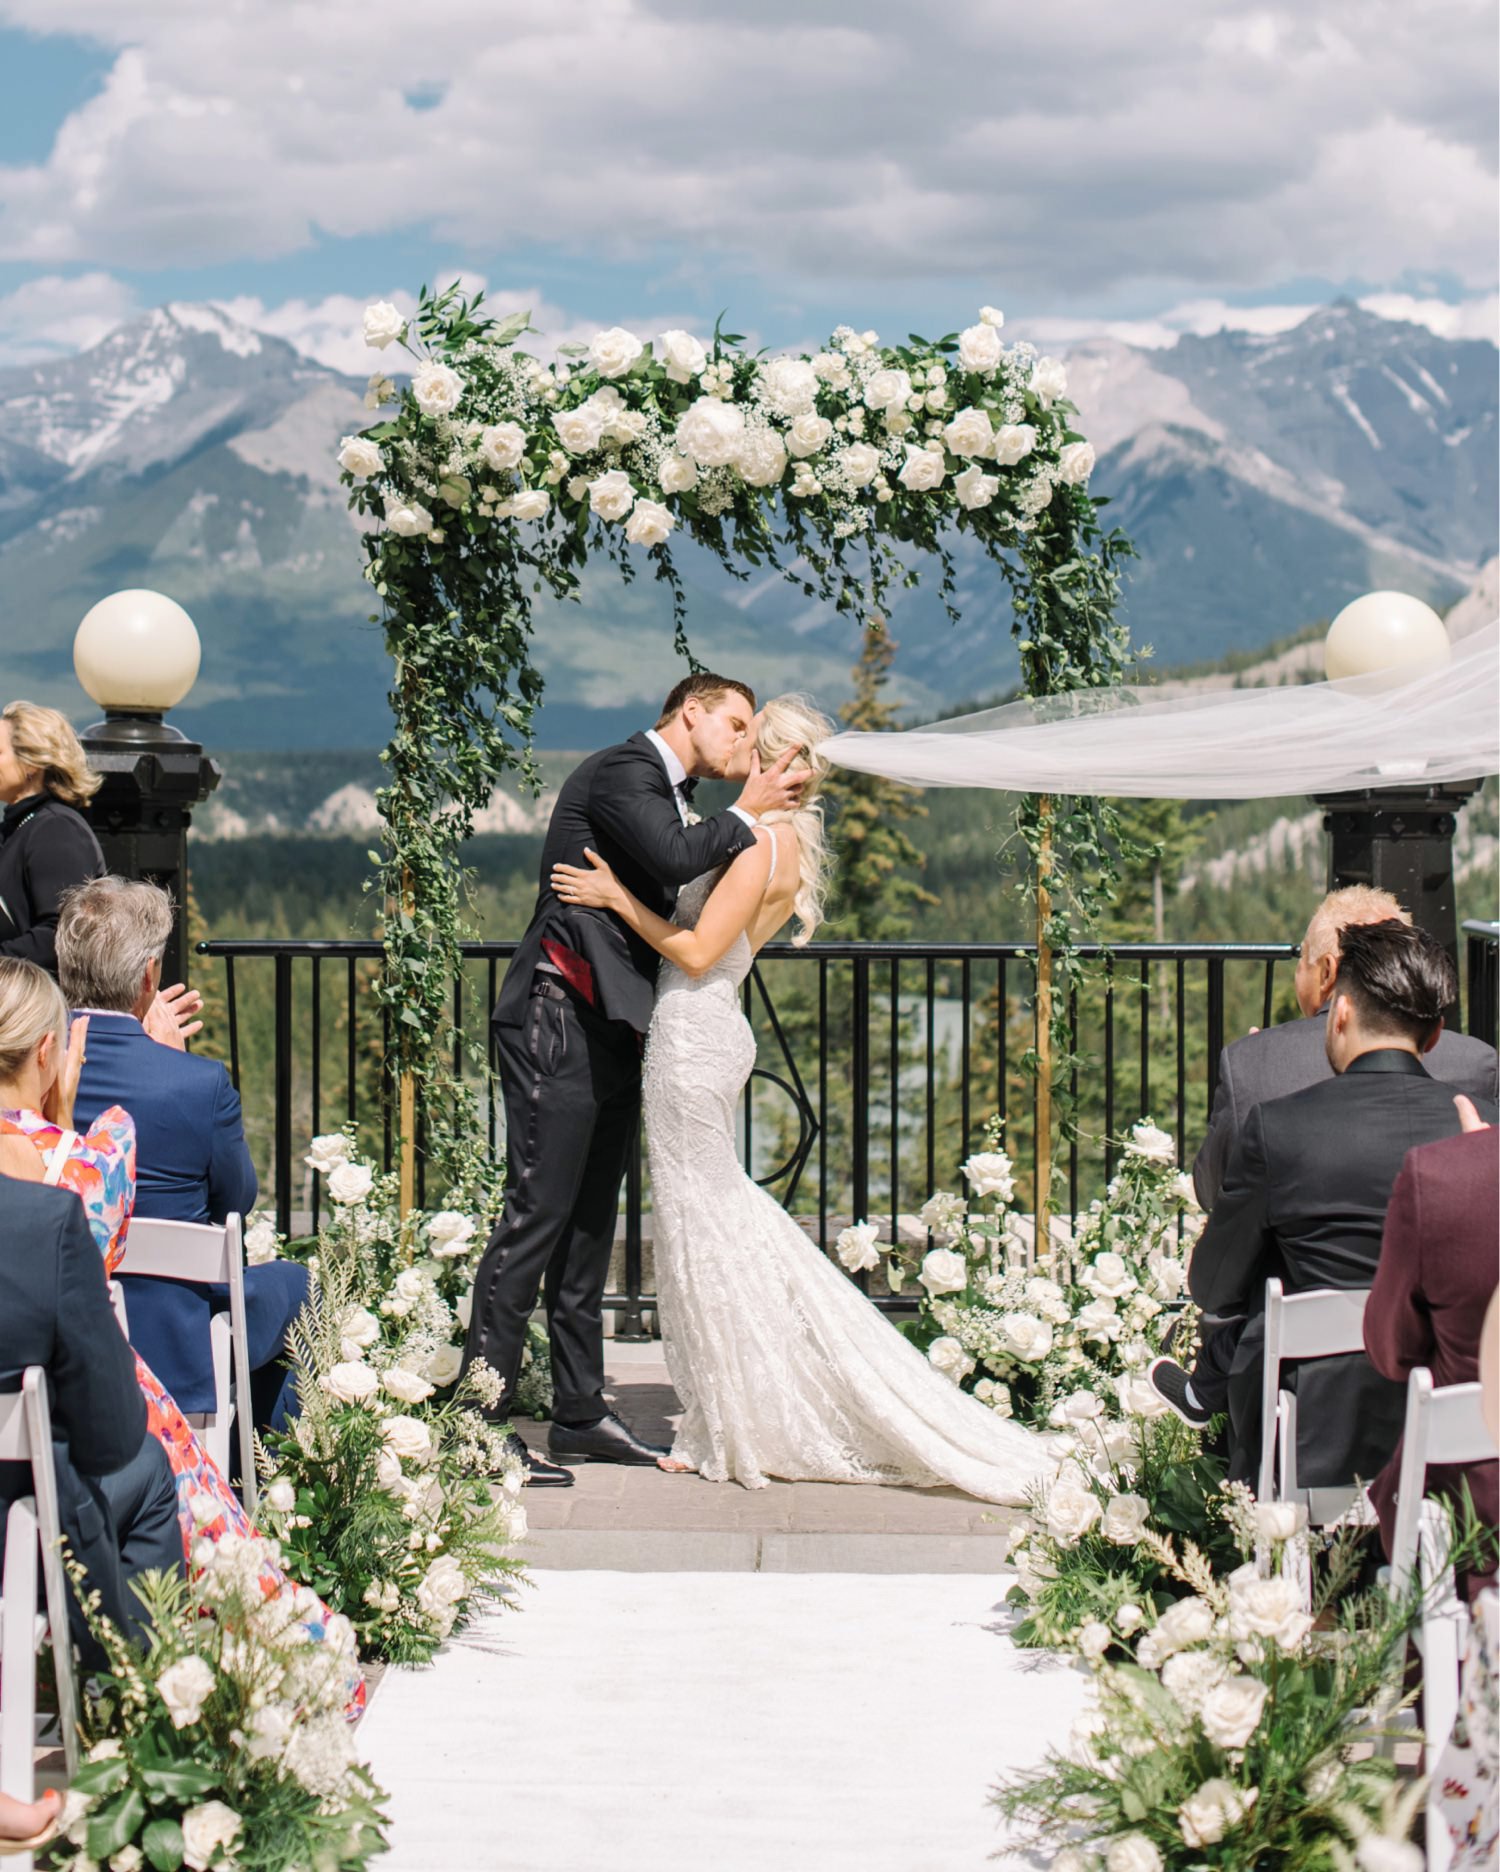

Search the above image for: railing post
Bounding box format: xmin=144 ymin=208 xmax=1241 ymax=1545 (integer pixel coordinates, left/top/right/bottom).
xmin=273 ymin=951 xmax=293 ymax=1239
xmin=851 ymin=954 xmax=870 ymax=1231
xmin=1465 ymin=921 xmax=1499 ymax=1048
xmin=617 ymin=1120 xmax=648 ymax=1340
xmin=1206 ymin=955 xmax=1226 ymax=1111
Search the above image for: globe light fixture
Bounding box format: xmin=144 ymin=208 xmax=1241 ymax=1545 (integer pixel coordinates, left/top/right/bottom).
xmin=74 ymin=587 xmax=202 ymax=714
xmin=1323 ymin=589 xmax=1451 ymax=682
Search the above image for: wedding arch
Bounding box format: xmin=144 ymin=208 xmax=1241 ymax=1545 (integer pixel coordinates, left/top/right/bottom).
xmin=337 ymin=284 xmax=1134 ymax=1218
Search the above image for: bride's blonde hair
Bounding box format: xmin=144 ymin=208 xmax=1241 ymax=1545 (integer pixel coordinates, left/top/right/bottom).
xmin=755 ymin=694 xmax=835 ymax=947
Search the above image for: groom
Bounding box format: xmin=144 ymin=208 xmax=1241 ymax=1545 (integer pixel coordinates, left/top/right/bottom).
xmin=462 ymin=672 xmax=808 ymax=1484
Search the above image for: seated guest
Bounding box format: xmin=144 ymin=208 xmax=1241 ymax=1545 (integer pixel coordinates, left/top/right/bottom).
xmin=0 ymin=701 xmax=105 ymax=974
xmin=1365 ymin=1097 xmax=1499 ymax=1597
xmin=1160 ymin=920 xmax=1497 ymax=1489
xmin=1194 ymin=885 xmax=1498 ymax=1209
xmin=0 ymin=1164 xmax=184 ymax=1664
xmin=57 ymin=876 xmax=309 ymax=1433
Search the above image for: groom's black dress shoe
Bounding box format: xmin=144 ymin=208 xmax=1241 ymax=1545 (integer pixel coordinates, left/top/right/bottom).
xmin=548 ymin=1410 xmax=669 ymax=1467
xmin=502 ymin=1429 xmax=574 ymax=1488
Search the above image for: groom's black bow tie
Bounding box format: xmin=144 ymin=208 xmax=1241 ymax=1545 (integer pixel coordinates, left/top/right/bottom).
xmin=677 ymin=776 xmax=698 ymax=804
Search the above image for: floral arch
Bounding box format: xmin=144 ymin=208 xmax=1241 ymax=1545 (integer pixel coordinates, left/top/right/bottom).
xmin=337 ymin=285 xmax=1134 ymax=1210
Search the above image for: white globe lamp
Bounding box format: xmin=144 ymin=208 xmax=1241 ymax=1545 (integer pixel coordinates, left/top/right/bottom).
xmin=74 ymin=588 xmax=202 ymax=714
xmin=1323 ymin=590 xmax=1451 ymax=682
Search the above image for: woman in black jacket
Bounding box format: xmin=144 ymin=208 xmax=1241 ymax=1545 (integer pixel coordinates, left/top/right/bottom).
xmin=0 ymin=701 xmax=104 ymax=973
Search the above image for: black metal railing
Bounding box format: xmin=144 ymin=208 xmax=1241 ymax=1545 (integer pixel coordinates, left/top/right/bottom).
xmin=198 ymin=930 xmax=1500 ymax=1331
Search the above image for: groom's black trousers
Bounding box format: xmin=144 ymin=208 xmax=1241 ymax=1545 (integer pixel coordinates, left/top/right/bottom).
xmin=463 ymin=977 xmax=641 ymax=1428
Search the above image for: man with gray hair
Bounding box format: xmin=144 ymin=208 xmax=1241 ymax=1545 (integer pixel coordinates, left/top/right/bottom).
xmin=62 ymin=877 xmax=309 ymax=1439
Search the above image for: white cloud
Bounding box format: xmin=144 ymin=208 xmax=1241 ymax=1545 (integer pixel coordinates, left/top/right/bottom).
xmin=0 ymin=269 xmax=140 ymax=366
xmin=1033 ymin=292 xmax=1499 ymax=352
xmin=0 ymin=0 xmax=1491 ymax=303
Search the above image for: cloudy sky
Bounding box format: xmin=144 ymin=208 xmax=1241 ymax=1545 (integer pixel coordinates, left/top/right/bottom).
xmin=0 ymin=0 xmax=1494 ymax=371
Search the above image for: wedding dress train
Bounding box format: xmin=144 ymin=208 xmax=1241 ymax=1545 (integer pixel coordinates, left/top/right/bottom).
xmin=642 ymin=866 xmax=1057 ymax=1503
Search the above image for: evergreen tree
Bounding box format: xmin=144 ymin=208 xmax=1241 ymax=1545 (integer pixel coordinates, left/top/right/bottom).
xmin=1106 ymin=799 xmax=1206 ymax=943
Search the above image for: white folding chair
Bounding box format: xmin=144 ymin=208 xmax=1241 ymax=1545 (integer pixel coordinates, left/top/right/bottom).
xmin=115 ymin=1215 xmax=257 ymax=1518
xmin=0 ymin=1367 xmax=82 ymax=1838
xmin=1384 ymin=1368 xmax=1496 ymax=1872
xmin=1257 ymin=1279 xmax=1374 ymax=1525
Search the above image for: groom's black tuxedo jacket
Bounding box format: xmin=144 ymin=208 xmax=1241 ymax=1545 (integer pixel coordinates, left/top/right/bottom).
xmin=494 ymin=732 xmax=757 ymax=1037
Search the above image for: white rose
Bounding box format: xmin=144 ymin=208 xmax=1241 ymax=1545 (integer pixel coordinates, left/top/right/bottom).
xmin=1055 ymin=1388 xmax=1105 ymax=1425
xmin=364 ymin=371 xmax=395 ymax=408
xmin=919 ymin=1247 xmax=968 ymax=1297
xmin=735 ymin=428 xmax=787 ymax=488
xmin=245 ymin=1700 xmax=296 ymax=1762
xmin=496 ymin=488 xmax=551 ymax=521
xmin=337 ymin=434 xmax=384 ymax=479
xmin=426 ymin=1343 xmax=464 ymax=1387
xmin=479 ymin=422 xmax=527 ymax=471
xmin=587 ymin=468 xmax=636 ymax=522
xmin=1253 ymin=1502 xmax=1307 ymax=1545
xmin=327 ymin=1160 xmax=373 ymax=1206
xmin=1137 ymin=1594 xmax=1216 ymax=1666
xmin=305 ymin=1131 xmax=351 ymax=1174
xmin=322 ymin=1360 xmax=379 ymax=1405
xmin=953 ymin=464 xmax=1000 ymax=511
xmin=1200 ymin=1674 xmax=1269 ymax=1749
xmin=1104 ymin=1834 xmax=1161 ymax=1872
xmin=554 ymin=403 xmax=608 ymax=454
xmin=897 ymin=445 xmax=945 ymax=492
xmin=1178 ymin=1779 xmax=1257 ymax=1848
xmin=927 ymin=1336 xmax=975 ymax=1383
xmin=993 ymin=423 xmax=1037 ymax=466
xmin=243 ymin=1216 xmax=278 ymax=1266
xmin=1076 ymin=1297 xmax=1121 ymax=1343
xmin=943 ymin=407 xmax=995 ymax=457
xmin=621 ymin=498 xmax=675 ymax=547
xmin=658 ymin=329 xmax=708 ymax=384
xmin=1146 ymin=1252 xmax=1186 ymax=1302
xmin=863 ymin=366 xmax=913 ymax=410
xmin=758 ymin=356 xmax=819 ymax=418
xmin=1170 ymin=1173 xmax=1200 ymax=1210
xmin=1056 ymin=440 xmax=1095 ymax=486
xmin=1045 ymin=1478 xmax=1102 ymax=1545
xmin=384 ymin=497 xmax=434 ymax=539
xmin=1354 ymin=1841 xmax=1425 ymax=1872
xmin=362 ymin=300 xmax=406 ymax=350
xmin=265 ymin=1478 xmax=296 ymax=1514
xmin=1117 ymin=1373 xmax=1171 ymax=1419
xmin=375 ymin=1447 xmax=404 ymax=1490
xmin=957 ymin=322 xmax=1004 ymax=375
xmin=1029 ymin=356 xmax=1069 ymax=408
xmin=1226 ymin=1568 xmax=1314 ymax=1651
xmin=1083 ymin=1251 xmax=1137 ymax=1299
xmin=393 ymin=1266 xmax=428 ymax=1305
xmin=657 ymin=452 xmax=699 ymax=494
xmin=1101 ymin=1493 xmax=1150 ymax=1546
xmin=839 ymin=441 xmax=882 ymax=487
xmin=1125 ymin=1121 xmax=1175 ymax=1163
xmin=588 ymin=326 xmax=644 ymax=380
xmin=997 ymin=1311 xmax=1054 ymax=1362
xmin=425 ymin=1211 xmax=476 ymax=1257
xmin=1161 ymin=1649 xmax=1228 ymax=1715
xmin=1024 ymin=1276 xmax=1071 ymax=1324
xmin=382 ymin=1414 xmax=435 ymax=1464
xmin=180 ymin=1800 xmax=243 ymax=1871
xmin=960 ymin=1150 xmax=1014 ymax=1199
xmin=979 ymin=305 xmax=1004 ymax=328
xmin=415 ymin=1553 xmax=468 ymax=1634
xmin=383 ymin=1366 xmax=436 ymax=1404
xmin=786 ymin=412 xmax=833 ymax=459
xmin=675 ymin=397 xmax=745 ymax=466
xmin=157 ymin=1655 xmax=217 ymax=1729
xmin=455 ymin=1290 xmax=473 ymax=1330
xmin=1115 ymin=1603 xmax=1144 ymax=1634
xmin=1078 ymin=1620 xmax=1112 ymax=1661
xmin=338 ymin=1307 xmax=380 ymax=1357
xmin=411 ymin=361 xmax=464 ymax=418
xmin=835 ymin=1223 xmax=882 ymax=1273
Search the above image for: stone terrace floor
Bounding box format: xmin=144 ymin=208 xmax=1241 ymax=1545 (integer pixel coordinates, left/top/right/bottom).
xmin=514 ymin=1342 xmax=1026 ymax=1573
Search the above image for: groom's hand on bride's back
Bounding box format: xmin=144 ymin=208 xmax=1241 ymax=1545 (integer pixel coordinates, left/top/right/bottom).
xmin=735 ymin=747 xmax=810 ymax=820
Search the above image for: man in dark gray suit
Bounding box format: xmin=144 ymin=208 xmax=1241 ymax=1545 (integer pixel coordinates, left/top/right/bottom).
xmin=1153 ymin=887 xmax=1498 ymax=1430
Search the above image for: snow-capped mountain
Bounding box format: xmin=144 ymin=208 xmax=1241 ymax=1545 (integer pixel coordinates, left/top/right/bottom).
xmin=0 ymin=299 xmax=1492 ymax=747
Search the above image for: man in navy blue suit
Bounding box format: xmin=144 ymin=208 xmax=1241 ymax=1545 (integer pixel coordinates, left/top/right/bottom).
xmin=59 ymin=878 xmax=309 ymax=1433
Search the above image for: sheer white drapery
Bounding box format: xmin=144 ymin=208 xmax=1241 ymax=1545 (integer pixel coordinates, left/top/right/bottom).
xmin=818 ymin=623 xmax=1500 ymax=798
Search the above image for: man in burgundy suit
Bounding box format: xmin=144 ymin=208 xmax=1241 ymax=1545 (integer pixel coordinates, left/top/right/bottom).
xmin=1365 ymin=1095 xmax=1500 ymax=1595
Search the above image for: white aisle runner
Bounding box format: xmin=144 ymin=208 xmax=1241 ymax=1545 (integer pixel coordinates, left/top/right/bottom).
xmin=358 ymin=1571 xmax=1087 ymax=1872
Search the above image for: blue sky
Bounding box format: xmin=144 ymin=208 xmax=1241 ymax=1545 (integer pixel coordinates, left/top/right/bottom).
xmin=0 ymin=1 xmax=1494 ymax=371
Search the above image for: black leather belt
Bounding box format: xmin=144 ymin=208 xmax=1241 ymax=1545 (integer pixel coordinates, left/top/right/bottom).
xmin=531 ymin=975 xmax=569 ymax=1002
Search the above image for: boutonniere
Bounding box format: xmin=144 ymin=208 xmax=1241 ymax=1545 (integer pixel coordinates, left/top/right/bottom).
xmin=684 ymin=810 xmax=701 ymax=826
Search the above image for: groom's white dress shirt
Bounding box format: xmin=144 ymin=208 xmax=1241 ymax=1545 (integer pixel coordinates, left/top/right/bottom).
xmin=644 ymin=728 xmax=755 ymax=829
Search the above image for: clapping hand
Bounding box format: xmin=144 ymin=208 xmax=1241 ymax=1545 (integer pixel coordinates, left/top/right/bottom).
xmin=143 ymin=982 xmax=203 ymax=1050
xmin=1454 ymin=1094 xmax=1492 ymax=1133
xmin=43 ymin=1014 xmax=89 ymax=1128
xmin=552 ymin=849 xmax=623 ymax=911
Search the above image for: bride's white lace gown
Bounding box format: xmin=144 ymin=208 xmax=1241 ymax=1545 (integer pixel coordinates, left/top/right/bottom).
xmin=642 ymin=866 xmax=1058 ymax=1503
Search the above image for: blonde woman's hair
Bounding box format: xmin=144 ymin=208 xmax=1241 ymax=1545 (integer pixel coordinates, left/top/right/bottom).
xmin=755 ymin=694 xmax=836 ymax=947
xmin=2 ymin=702 xmax=101 ymax=808
xmin=0 ymin=956 xmax=67 ymax=1083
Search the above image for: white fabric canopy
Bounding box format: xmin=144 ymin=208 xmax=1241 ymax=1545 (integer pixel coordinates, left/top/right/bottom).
xmin=819 ymin=622 xmax=1500 ymax=799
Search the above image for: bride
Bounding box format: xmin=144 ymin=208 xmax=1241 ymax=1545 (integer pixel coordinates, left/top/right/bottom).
xmin=550 ymin=695 xmax=1056 ymax=1505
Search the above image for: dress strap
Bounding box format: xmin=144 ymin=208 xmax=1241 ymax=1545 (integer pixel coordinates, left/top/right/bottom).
xmin=43 ymin=1130 xmax=78 ymax=1185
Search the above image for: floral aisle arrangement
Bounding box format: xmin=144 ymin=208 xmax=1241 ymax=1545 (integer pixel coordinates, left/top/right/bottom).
xmin=994 ymin=1513 xmax=1431 ymax=1872
xmin=336 ymin=284 xmax=1134 ymax=1192
xmin=836 ymin=1120 xmax=1200 ymax=1432
xmin=258 ymin=1130 xmax=528 ymax=1665
xmin=51 ymin=1552 xmax=387 ymax=1872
